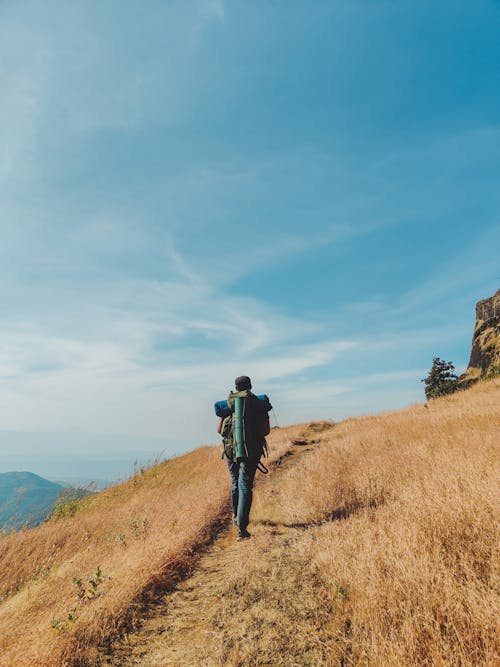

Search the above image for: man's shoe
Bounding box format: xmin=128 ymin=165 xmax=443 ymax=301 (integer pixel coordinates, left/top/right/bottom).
xmin=237 ymin=529 xmax=251 ymax=541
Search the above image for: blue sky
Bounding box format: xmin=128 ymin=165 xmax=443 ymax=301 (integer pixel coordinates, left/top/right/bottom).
xmin=1 ymin=0 xmax=499 ymax=480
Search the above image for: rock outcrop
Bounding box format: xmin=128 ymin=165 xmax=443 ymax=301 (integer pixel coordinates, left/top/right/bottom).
xmin=463 ymin=289 xmax=500 ymax=382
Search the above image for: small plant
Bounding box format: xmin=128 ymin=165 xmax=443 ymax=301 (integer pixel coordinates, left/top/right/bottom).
xmin=334 ymin=582 xmax=349 ymax=600
xmin=421 ymin=357 xmax=459 ymax=400
xmin=132 ymin=460 xmax=147 ymax=487
xmin=33 ymin=566 xmax=51 ymax=583
xmin=51 ymin=567 xmax=104 ymax=632
xmin=88 ymin=566 xmax=103 ymax=597
xmin=51 ymin=488 xmax=92 ymax=520
xmin=130 ymin=517 xmax=150 ymax=540
xmin=130 ymin=519 xmax=140 ymax=539
xmin=73 ymin=577 xmax=86 ymax=601
xmin=51 ymin=607 xmax=78 ymax=632
xmin=72 ymin=566 xmax=103 ymax=601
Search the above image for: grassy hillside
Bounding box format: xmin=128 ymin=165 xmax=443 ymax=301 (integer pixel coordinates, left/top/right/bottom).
xmin=0 ymin=381 xmax=498 ymax=666
xmin=247 ymin=381 xmax=499 ymax=665
xmin=0 ymin=425 xmax=296 ymax=666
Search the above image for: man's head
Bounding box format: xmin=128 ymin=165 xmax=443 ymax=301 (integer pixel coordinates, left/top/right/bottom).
xmin=235 ymin=375 xmax=252 ymax=391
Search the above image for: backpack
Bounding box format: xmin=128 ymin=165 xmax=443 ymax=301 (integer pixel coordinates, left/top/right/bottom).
xmin=221 ymin=390 xmax=270 ymax=466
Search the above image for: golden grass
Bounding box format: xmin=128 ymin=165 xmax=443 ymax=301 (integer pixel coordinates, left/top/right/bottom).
xmin=0 ymin=382 xmax=498 ymax=666
xmin=252 ymin=379 xmax=500 ymax=665
xmin=122 ymin=381 xmax=498 ymax=666
xmin=0 ymin=430 xmax=293 ymax=667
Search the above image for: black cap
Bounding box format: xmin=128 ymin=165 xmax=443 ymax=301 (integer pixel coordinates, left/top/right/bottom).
xmin=235 ymin=375 xmax=252 ymax=391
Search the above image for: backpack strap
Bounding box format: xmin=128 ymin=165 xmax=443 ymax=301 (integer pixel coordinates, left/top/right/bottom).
xmin=220 ymin=414 xmax=236 ymax=461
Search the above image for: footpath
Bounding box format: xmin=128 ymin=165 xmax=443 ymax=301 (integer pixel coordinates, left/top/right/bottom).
xmin=98 ymin=433 xmax=336 ymax=667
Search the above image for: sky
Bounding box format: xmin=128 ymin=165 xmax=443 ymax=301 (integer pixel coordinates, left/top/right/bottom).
xmin=1 ymin=0 xmax=499 ymax=481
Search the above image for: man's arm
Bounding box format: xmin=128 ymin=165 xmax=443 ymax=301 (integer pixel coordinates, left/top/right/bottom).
xmin=217 ymin=416 xmax=223 ymax=434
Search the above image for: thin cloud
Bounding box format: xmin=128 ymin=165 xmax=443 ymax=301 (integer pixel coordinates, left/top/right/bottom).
xmin=1 ymin=0 xmax=499 ymax=476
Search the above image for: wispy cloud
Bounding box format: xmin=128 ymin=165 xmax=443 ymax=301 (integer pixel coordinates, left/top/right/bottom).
xmin=0 ymin=211 xmax=357 ymax=437
xmin=1 ymin=0 xmax=499 ymax=476
xmin=0 ymin=321 xmax=356 ymax=443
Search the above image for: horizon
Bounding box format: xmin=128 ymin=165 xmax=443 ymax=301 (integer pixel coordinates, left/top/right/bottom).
xmin=1 ymin=0 xmax=499 ymax=480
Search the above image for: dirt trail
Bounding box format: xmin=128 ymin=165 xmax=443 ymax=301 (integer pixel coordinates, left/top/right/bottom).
xmin=98 ymin=439 xmax=336 ymax=667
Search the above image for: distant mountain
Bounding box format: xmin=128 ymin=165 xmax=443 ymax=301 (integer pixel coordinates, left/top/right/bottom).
xmin=0 ymin=471 xmax=82 ymax=530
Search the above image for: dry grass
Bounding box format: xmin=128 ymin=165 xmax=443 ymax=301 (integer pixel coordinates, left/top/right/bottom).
xmin=1 ymin=382 xmax=498 ymax=666
xmin=0 ymin=430 xmax=293 ymax=667
xmin=252 ymin=379 xmax=500 ymax=665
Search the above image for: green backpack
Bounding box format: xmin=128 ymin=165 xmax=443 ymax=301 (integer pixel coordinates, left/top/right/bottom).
xmin=221 ymin=390 xmax=269 ymax=466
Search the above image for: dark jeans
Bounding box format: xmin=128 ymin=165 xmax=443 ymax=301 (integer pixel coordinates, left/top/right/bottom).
xmin=226 ymin=457 xmax=259 ymax=531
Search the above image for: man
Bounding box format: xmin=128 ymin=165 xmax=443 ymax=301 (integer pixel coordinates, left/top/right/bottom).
xmin=217 ymin=375 xmax=271 ymax=540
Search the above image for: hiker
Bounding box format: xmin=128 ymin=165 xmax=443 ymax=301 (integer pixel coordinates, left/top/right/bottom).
xmin=217 ymin=376 xmax=271 ymax=541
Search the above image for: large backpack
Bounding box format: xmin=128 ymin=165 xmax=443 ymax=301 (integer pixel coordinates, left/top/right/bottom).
xmin=221 ymin=390 xmax=270 ymax=465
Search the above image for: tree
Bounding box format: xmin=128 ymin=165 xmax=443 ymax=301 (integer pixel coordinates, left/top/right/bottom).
xmin=421 ymin=357 xmax=458 ymax=400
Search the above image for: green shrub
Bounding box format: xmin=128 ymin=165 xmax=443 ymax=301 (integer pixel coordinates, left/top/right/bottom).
xmin=422 ymin=357 xmax=459 ymax=400
xmin=51 ymin=490 xmax=90 ymax=520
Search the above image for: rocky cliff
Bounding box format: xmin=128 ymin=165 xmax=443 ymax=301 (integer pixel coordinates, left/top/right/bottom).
xmin=463 ymin=289 xmax=500 ymax=382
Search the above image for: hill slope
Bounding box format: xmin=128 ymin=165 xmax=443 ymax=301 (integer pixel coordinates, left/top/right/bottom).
xmin=101 ymin=382 xmax=500 ymax=667
xmin=0 ymin=472 xmax=67 ymax=530
xmin=0 ymin=382 xmax=498 ymax=666
xmin=99 ymin=437 xmax=339 ymax=667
